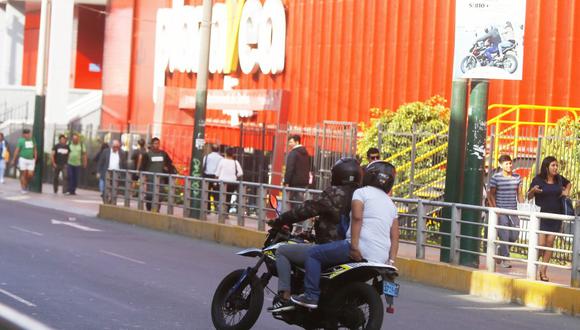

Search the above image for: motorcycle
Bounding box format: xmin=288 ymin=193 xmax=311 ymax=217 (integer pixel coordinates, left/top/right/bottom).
xmin=210 ymin=195 xmax=399 ymax=330
xmin=460 ymin=40 xmax=518 ymax=74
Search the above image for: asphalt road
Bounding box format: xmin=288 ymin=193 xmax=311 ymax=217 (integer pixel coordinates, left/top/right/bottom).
xmin=1 ymin=199 xmax=579 ymax=330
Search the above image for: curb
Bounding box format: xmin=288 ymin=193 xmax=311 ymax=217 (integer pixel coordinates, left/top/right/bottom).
xmin=98 ymin=204 xmax=580 ymax=316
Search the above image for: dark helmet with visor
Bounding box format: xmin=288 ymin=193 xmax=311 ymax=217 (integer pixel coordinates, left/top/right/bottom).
xmin=363 ymin=161 xmax=396 ymax=194
xmin=331 ymin=157 xmax=362 ymax=186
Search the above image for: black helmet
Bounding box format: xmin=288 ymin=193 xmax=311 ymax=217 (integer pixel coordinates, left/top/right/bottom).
xmin=363 ymin=161 xmax=396 ymax=193
xmin=331 ymin=158 xmax=362 ymax=186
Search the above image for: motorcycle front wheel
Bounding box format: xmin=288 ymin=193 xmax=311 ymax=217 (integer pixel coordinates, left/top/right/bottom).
xmin=211 ymin=269 xmax=264 ymax=330
xmin=502 ymin=54 xmax=518 ymax=73
xmin=460 ymin=55 xmax=477 ymax=73
xmin=331 ymin=282 xmax=384 ymax=330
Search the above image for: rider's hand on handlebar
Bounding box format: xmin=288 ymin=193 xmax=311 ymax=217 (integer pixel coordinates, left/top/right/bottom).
xmin=267 ymin=219 xmax=282 ymax=228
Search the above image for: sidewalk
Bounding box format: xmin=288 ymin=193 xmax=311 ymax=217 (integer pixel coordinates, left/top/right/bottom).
xmin=0 ymin=177 xmax=101 ymax=217
xmin=0 ymin=176 xmax=572 ymax=286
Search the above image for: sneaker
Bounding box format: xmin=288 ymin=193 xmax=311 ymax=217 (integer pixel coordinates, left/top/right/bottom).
xmin=64 ymin=192 xmax=71 ymax=195
xmin=267 ymin=297 xmax=295 ymax=313
xmin=499 ymin=261 xmax=512 ymax=269
xmin=21 ymin=190 xmax=28 ymax=194
xmin=291 ymin=294 xmax=318 ymax=309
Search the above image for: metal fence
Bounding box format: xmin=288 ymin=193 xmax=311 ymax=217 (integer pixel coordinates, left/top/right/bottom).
xmin=104 ymin=169 xmax=580 ymax=288
xmin=0 ymin=102 xmax=31 ymax=123
xmin=376 ymin=124 xmax=448 ymax=199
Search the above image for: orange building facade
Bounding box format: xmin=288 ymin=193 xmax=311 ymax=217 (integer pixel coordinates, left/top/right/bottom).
xmin=99 ymin=0 xmax=580 ymax=169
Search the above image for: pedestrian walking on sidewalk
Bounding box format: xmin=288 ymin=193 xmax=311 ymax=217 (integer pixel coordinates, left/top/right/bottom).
xmin=51 ymin=135 xmax=70 ymax=194
xmin=96 ymin=140 xmax=127 ymax=201
xmin=488 ymin=154 xmax=523 ymax=269
xmin=0 ymin=132 xmax=9 ymax=184
xmin=528 ymin=156 xmax=572 ymax=282
xmin=11 ymin=128 xmax=36 ymax=193
xmin=215 ymin=147 xmax=243 ymax=214
xmin=202 ymin=143 xmax=223 ymax=212
xmin=131 ymin=138 xmax=147 ymax=192
xmin=66 ymin=133 xmax=87 ymax=195
xmin=284 ymin=135 xmax=311 ymax=209
xmin=142 ymin=137 xmax=176 ymax=212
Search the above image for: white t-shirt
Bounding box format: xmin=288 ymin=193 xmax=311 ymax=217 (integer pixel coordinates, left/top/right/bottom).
xmin=215 ymin=158 xmax=243 ymax=182
xmin=108 ymin=150 xmax=120 ymax=170
xmin=203 ymin=152 xmax=223 ymax=175
xmin=346 ymin=186 xmax=398 ymax=264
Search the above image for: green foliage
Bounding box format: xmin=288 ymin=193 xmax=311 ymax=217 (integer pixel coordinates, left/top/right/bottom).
xmin=357 ymin=96 xmax=450 ymax=197
xmin=537 ymin=117 xmax=580 ymax=200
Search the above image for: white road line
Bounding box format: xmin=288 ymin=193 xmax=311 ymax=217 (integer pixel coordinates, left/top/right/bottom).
xmin=10 ymin=226 xmax=44 ymax=237
xmin=4 ymin=195 xmax=30 ymax=201
xmin=100 ymin=250 xmax=146 ymax=265
xmin=50 ymin=219 xmax=102 ymax=232
xmin=0 ymin=288 xmax=37 ymax=307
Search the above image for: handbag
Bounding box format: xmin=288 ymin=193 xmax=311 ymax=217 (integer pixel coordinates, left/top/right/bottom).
xmin=557 ymin=175 xmax=575 ymax=216
xmin=562 ymin=197 xmax=575 ymax=216
xmin=517 ymin=199 xmax=541 ymax=213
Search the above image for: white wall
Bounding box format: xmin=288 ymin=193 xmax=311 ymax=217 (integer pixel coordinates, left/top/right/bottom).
xmin=0 ymin=1 xmax=25 ymax=86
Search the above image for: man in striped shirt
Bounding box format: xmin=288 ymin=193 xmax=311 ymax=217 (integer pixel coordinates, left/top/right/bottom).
xmin=488 ymin=155 xmax=524 ymax=268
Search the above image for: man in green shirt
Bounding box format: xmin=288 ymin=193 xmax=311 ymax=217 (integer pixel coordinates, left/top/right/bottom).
xmin=65 ymin=133 xmax=87 ymax=195
xmin=11 ymin=128 xmax=37 ymax=194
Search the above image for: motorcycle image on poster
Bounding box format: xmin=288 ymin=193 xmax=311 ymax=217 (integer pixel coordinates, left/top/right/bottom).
xmin=453 ymin=0 xmax=526 ymax=81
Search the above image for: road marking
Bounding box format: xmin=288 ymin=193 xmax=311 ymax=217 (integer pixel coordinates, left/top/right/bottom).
xmin=100 ymin=250 xmax=146 ymax=265
xmin=50 ymin=219 xmax=102 ymax=232
xmin=10 ymin=226 xmax=44 ymax=237
xmin=4 ymin=195 xmax=30 ymax=201
xmin=0 ymin=288 xmax=36 ymax=307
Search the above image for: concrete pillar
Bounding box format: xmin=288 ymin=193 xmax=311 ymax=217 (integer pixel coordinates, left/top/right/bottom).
xmin=0 ymin=1 xmax=25 ymax=87
xmin=45 ymin=0 xmax=74 ymax=124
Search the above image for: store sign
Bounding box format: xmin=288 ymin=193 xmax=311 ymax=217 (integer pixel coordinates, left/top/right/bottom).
xmin=153 ymin=0 xmax=286 ymax=102
xmin=452 ymin=0 xmax=526 ymax=80
xmin=178 ymin=89 xmax=283 ymax=111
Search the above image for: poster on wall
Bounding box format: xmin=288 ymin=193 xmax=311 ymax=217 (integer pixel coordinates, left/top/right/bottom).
xmin=453 ymin=0 xmax=526 ymax=80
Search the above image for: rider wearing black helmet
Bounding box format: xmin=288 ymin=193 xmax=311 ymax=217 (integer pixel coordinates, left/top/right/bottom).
xmin=267 ymin=158 xmax=362 ymax=312
xmin=291 ymin=160 xmax=400 ymax=309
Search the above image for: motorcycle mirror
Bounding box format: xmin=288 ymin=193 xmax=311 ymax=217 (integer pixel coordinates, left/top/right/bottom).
xmin=268 ymin=194 xmax=280 ymax=216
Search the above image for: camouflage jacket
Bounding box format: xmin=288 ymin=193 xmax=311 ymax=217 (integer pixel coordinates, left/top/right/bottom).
xmin=279 ymin=185 xmax=357 ymax=244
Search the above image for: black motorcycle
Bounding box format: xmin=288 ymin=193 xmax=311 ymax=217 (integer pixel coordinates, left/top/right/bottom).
xmin=460 ymin=41 xmax=518 ymax=74
xmin=210 ymin=196 xmax=399 ymax=330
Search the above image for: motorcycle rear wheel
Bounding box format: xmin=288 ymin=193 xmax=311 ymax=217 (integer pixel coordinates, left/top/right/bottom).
xmin=502 ymin=54 xmax=518 ymax=74
xmin=331 ymin=282 xmax=384 ymax=330
xmin=211 ymin=269 xmax=264 ymax=330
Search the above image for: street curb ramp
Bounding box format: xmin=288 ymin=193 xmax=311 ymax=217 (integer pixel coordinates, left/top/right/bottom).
xmin=99 ymin=204 xmax=580 ymax=316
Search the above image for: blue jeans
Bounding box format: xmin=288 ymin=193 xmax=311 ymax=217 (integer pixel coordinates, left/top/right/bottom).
xmin=98 ymin=177 xmax=105 ymax=195
xmin=304 ymin=240 xmax=351 ymax=302
xmin=485 ymin=44 xmax=498 ymax=61
xmin=67 ymin=165 xmax=81 ymax=193
xmin=0 ymin=159 xmax=5 ymax=182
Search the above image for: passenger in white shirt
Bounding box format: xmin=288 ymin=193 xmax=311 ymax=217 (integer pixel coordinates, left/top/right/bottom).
xmin=291 ymin=160 xmax=399 ymax=309
xmin=215 ymin=148 xmax=243 ymax=213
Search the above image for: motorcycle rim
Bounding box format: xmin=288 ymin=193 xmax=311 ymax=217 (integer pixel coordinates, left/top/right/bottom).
xmin=332 ymin=282 xmax=384 ymax=330
xmin=503 ymin=54 xmax=518 ymax=74
xmin=460 ymin=56 xmax=477 ymax=73
xmin=211 ymin=269 xmax=264 ymax=330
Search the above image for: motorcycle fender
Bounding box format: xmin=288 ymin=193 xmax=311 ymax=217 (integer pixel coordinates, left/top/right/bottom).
xmin=323 ymin=262 xmax=398 ymax=281
xmin=236 ymin=248 xmax=263 ymax=258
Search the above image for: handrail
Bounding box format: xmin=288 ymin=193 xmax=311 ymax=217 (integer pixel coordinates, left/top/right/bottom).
xmin=105 ymin=169 xmax=580 ymax=288
xmin=384 ymin=128 xmax=448 ymax=163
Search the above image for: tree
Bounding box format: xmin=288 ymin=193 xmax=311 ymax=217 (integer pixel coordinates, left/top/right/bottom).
xmin=357 ymin=96 xmax=450 ymax=198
